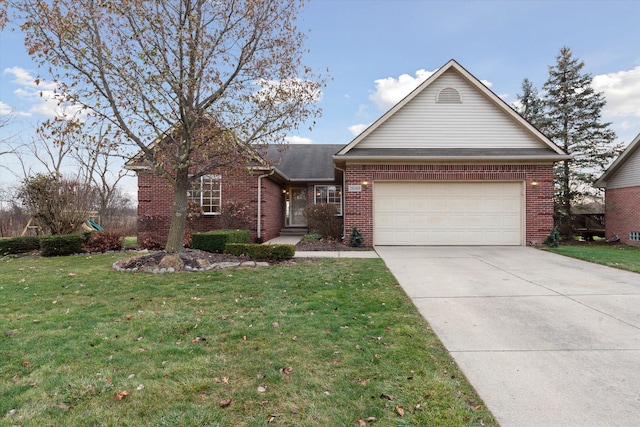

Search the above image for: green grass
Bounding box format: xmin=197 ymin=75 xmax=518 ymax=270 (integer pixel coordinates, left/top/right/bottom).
xmin=0 ymin=253 xmax=496 ymax=426
xmin=547 ymin=244 xmax=640 ymax=273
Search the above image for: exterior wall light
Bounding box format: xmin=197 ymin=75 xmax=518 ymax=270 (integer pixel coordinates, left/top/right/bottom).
xmin=531 ymin=181 xmax=538 ymax=187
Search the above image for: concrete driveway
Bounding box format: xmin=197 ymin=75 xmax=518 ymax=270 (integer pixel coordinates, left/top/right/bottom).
xmin=375 ymin=246 xmax=640 ymax=427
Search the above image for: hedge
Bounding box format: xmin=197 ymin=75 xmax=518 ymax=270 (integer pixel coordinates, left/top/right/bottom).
xmin=191 ymin=229 xmax=251 ymax=253
xmin=39 ymin=234 xmax=86 ymax=257
xmin=0 ymin=236 xmax=41 ymax=255
xmin=225 ymin=243 xmax=295 ymax=260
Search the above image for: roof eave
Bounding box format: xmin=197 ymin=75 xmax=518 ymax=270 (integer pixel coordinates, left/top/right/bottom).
xmin=333 ymin=154 xmax=572 ymax=163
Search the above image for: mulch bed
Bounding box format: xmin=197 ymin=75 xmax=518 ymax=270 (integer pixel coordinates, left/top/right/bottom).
xmin=294 ymin=242 xmax=370 ymax=251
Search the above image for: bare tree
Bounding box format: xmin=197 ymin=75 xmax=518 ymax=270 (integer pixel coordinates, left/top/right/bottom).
xmin=13 ymin=0 xmax=324 ymax=252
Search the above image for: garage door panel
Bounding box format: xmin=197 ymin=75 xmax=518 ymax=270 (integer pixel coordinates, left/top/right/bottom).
xmin=374 ymin=182 xmax=523 ymax=246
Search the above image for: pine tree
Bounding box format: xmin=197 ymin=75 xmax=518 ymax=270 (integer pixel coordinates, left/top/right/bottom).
xmin=515 ymin=78 xmax=548 ymax=130
xmin=541 ymin=46 xmax=621 ymax=235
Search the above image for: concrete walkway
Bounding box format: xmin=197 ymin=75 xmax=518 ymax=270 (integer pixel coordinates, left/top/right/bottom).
xmin=375 ymin=246 xmax=640 ymax=427
xmin=264 ymin=235 xmax=379 ymax=258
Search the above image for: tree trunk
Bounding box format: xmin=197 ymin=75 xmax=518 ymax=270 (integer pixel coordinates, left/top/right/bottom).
xmin=165 ymin=169 xmax=190 ymax=253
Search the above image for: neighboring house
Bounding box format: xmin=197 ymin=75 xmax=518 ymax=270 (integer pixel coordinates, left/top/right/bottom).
xmin=128 ymin=59 xmax=569 ymax=247
xmin=594 ymin=132 xmax=640 ymax=247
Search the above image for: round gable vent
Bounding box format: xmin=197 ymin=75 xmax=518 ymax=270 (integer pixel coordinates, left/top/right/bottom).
xmin=437 ymin=87 xmax=462 ymax=103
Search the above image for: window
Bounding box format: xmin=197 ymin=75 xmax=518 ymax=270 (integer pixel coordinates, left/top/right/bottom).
xmin=630 ymin=231 xmax=640 ymax=241
xmin=188 ymin=175 xmax=221 ymax=214
xmin=314 ymin=185 xmax=342 ymax=215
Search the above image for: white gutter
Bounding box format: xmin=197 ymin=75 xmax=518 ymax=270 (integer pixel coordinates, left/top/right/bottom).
xmin=256 ymin=169 xmax=275 ymax=243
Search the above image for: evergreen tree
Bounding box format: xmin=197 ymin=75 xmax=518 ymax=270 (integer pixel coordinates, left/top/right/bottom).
xmin=541 ymin=46 xmax=621 ymax=235
xmin=515 ymin=78 xmax=548 ymax=130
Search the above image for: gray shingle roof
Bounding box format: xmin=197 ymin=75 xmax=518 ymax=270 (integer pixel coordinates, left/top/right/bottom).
xmin=266 ymin=144 xmax=344 ymax=181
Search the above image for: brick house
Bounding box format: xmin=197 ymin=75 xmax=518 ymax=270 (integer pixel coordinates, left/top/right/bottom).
xmin=594 ymin=132 xmax=640 ymax=247
xmin=128 ymin=59 xmax=569 ymax=246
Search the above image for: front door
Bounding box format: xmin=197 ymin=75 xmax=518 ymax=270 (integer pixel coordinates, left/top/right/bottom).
xmin=288 ymin=188 xmax=308 ymax=226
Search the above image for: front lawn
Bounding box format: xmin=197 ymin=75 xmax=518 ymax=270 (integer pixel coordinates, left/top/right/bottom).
xmin=0 ymin=253 xmax=496 ymax=426
xmin=547 ymin=244 xmax=640 ymax=273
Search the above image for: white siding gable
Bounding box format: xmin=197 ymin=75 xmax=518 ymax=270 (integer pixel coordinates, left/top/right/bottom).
xmin=607 ymin=146 xmax=640 ymax=189
xmin=357 ymin=69 xmax=544 ymax=149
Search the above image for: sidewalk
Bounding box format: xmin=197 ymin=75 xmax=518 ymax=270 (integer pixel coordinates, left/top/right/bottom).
xmin=263 ymin=235 xmax=379 ymax=259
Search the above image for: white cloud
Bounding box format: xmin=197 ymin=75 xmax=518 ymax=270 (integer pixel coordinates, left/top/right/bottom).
xmin=369 ymin=69 xmax=436 ymax=111
xmin=285 ymin=135 xmax=313 ymax=144
xmin=480 ymin=79 xmax=493 ymax=88
xmin=348 ymin=123 xmax=371 ymax=136
xmin=593 ymin=66 xmax=640 ymax=118
xmin=3 ymin=66 xmax=83 ymax=120
xmin=4 ymin=66 xmax=57 ymax=90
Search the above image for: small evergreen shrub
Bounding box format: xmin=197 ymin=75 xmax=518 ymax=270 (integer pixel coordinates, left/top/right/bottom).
xmin=40 ymin=234 xmax=85 ymax=257
xmin=0 ymin=236 xmax=41 ymax=255
xmin=300 ymin=232 xmax=323 ymax=244
xmin=84 ymin=231 xmax=124 ymax=253
xmin=544 ymin=227 xmax=561 ymax=248
xmin=192 ymin=229 xmax=250 ymax=253
xmin=349 ymin=227 xmax=364 ymax=247
xmin=303 ymin=203 xmax=342 ymax=240
xmin=225 ymin=243 xmax=295 ymax=260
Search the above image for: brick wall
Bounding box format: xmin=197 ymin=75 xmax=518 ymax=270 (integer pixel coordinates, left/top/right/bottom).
xmin=343 ymin=163 xmax=555 ymax=246
xmin=604 ymin=186 xmax=640 ymax=247
xmin=136 ymin=167 xmax=285 ymax=244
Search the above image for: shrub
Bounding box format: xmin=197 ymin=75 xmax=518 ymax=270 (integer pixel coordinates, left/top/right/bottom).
xmin=0 ymin=236 xmax=41 ymax=255
xmin=39 ymin=234 xmax=85 ymax=257
xmin=139 ymin=232 xmax=166 ymax=250
xmin=300 ymin=232 xmax=322 ymax=244
xmin=349 ymin=227 xmax=364 ymax=247
xmin=192 ymin=229 xmax=250 ymax=253
xmin=225 ymin=243 xmax=295 ymax=260
xmin=303 ymin=203 xmax=342 ymax=240
xmin=84 ymin=231 xmax=124 ymax=253
xmin=219 ymin=202 xmax=253 ymax=230
xmin=544 ymin=227 xmax=561 ymax=248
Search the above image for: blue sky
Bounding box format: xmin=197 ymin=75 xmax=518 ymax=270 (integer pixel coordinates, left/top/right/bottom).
xmin=1 ymin=0 xmax=640 ymax=195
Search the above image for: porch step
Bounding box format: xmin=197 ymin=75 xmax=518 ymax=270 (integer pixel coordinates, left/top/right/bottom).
xmin=280 ymin=227 xmax=308 ymax=236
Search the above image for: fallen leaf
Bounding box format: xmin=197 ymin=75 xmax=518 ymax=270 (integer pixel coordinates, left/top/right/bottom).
xmin=68 ymin=272 xmax=76 ymax=276
xmin=356 ymin=419 xmax=366 ymax=426
xmin=267 ymin=414 xmax=276 ymax=423
xmin=12 ymin=375 xmax=20 ymax=382
xmin=396 ymin=405 xmax=405 ymax=417
xmin=365 ymin=417 xmax=378 ymax=422
xmin=136 ymin=384 xmax=145 ymax=391
xmin=380 ymin=393 xmax=394 ymax=401
xmin=57 ymin=403 xmax=69 ymax=409
xmin=219 ymin=398 xmax=232 ymax=408
xmin=22 ymin=361 xmax=30 ymax=367
xmin=125 ymin=314 xmax=133 ymax=321
xmin=279 ymin=366 xmax=293 ymax=376
xmin=272 ymin=322 xmax=279 ymax=328
xmin=257 ymin=386 xmax=266 ymax=393
xmin=115 ymin=390 xmax=130 ymax=401
xmin=214 ymin=377 xmax=229 ymax=384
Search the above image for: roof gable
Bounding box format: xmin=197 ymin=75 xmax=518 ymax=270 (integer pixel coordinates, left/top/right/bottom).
xmin=337 ymin=59 xmax=567 ymax=160
xmin=594 ymin=132 xmax=640 ymax=189
xmin=267 ymin=144 xmax=343 ymax=181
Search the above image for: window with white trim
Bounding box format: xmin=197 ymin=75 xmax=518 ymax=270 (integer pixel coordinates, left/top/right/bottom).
xmin=188 ymin=175 xmax=221 ymax=214
xmin=314 ymin=185 xmax=342 ymax=215
xmin=630 ymin=231 xmax=640 ymax=241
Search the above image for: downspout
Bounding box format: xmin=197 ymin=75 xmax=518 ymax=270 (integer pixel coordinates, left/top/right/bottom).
xmin=256 ymin=169 xmax=275 ymax=243
xmin=334 ymin=164 xmax=346 ymax=240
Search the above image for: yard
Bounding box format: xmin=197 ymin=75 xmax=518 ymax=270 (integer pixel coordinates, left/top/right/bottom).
xmin=0 ymin=253 xmax=496 ymax=426
xmin=547 ymin=244 xmax=640 ymax=273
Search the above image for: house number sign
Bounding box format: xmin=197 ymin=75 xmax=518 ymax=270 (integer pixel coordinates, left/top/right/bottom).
xmin=348 ymin=185 xmax=362 ymax=192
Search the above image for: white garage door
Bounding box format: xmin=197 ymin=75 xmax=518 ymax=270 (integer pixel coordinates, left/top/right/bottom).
xmin=374 ymin=182 xmax=523 ymax=245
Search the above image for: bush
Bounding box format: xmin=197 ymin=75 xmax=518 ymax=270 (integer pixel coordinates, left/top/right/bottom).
xmin=0 ymin=236 xmax=41 ymax=255
xmin=84 ymin=231 xmax=124 ymax=253
xmin=39 ymin=234 xmax=85 ymax=257
xmin=219 ymin=202 xmax=253 ymax=230
xmin=300 ymin=232 xmax=322 ymax=244
xmin=225 ymin=243 xmax=295 ymax=260
xmin=544 ymin=227 xmax=561 ymax=248
xmin=139 ymin=232 xmax=165 ymax=250
xmin=192 ymin=229 xmax=251 ymax=253
xmin=349 ymin=227 xmax=364 ymax=247
xmin=303 ymin=203 xmax=342 ymax=240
